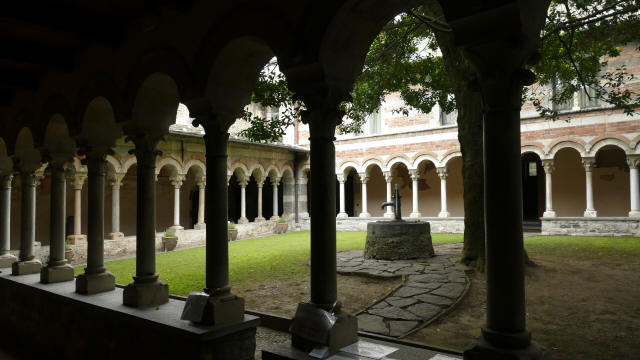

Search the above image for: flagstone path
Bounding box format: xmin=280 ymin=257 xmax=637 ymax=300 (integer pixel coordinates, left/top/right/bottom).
xmin=337 ymin=242 xmax=470 ymax=338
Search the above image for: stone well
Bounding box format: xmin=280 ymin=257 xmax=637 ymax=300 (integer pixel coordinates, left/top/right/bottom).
xmin=364 ymin=221 xmax=435 ymax=260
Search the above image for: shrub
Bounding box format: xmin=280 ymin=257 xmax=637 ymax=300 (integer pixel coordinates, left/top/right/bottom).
xmin=165 ymin=228 xmax=176 ymax=237
xmin=277 ymin=218 xmax=286 ymax=223
xmin=228 ymin=221 xmax=236 ymax=230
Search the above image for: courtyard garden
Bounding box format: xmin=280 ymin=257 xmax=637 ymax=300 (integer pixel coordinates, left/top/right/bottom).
xmin=77 ymin=232 xmax=640 ymax=360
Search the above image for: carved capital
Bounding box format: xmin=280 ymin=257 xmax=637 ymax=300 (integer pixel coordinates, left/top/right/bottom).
xmin=410 ymin=169 xmax=420 ymax=182
xmin=336 ymin=174 xmax=345 ymax=183
xmin=358 ymin=172 xmax=369 ymax=184
xmin=436 ymin=167 xmax=448 ymax=180
xmin=21 ymin=172 xmax=39 ymax=188
xmin=109 ymin=173 xmax=126 ymax=189
xmin=238 ymin=178 xmax=249 ymax=188
xmin=271 ymin=176 xmax=281 ymax=187
xmin=1 ymin=174 xmax=13 ymax=189
xmin=71 ymin=172 xmax=88 ymax=190
xmin=581 ymin=157 xmax=596 ymax=172
xmin=383 ymin=171 xmax=392 ymax=184
xmin=170 ymin=174 xmax=185 ymax=189
xmin=542 ymin=159 xmax=556 ymax=174
xmin=627 ymin=155 xmax=640 ymax=169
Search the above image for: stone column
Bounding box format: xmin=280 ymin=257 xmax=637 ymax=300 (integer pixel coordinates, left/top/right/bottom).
xmin=255 ymin=176 xmax=265 ymax=222
xmin=271 ymin=176 xmax=280 ymax=220
xmin=76 ymin=153 xmax=116 ymax=294
xmin=12 ymin=172 xmax=42 ymax=275
xmin=283 ymin=178 xmax=295 ymax=219
xmin=41 ymin=163 xmax=74 ymax=283
xmin=169 ymin=175 xmax=185 ymax=230
xmin=383 ymin=171 xmax=393 ymax=218
xmin=626 ymin=155 xmax=640 ymax=217
xmin=409 ymin=170 xmax=421 ymax=217
xmin=182 ymin=113 xmax=244 ymax=326
xmin=437 ymin=167 xmax=450 ymax=218
xmin=123 ymin=136 xmax=169 ymax=307
xmin=289 ymin=107 xmax=357 ymax=352
xmin=336 ymin=174 xmax=347 ymax=218
xmin=0 ymin=175 xmax=17 ymax=268
xmin=67 ymin=172 xmax=87 ymax=244
xmin=358 ymin=173 xmax=371 ymax=217
xmin=297 ymin=176 xmax=309 ymax=219
xmin=107 ymin=174 xmax=125 ymax=239
xmin=542 ymin=160 xmax=556 ymax=218
xmin=238 ymin=178 xmax=249 ymax=224
xmin=194 ymin=178 xmax=206 ymax=229
xmin=582 ymin=157 xmax=597 ymax=217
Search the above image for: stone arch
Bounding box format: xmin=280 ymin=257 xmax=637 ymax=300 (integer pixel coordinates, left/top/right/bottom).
xmin=79 ymin=96 xmax=122 ymax=153
xmin=39 ymin=94 xmax=75 ymax=139
xmin=338 ymin=161 xmax=361 ymax=177
xmin=73 ymin=75 xmax=123 ymax=132
xmin=156 ymin=156 xmax=184 ymax=177
xmin=521 ymin=145 xmax=547 ymax=160
xmin=385 ymin=155 xmax=412 ymax=172
xmin=281 ymin=165 xmax=295 ymax=184
xmin=249 ymin=164 xmax=266 ymax=183
xmin=265 ymin=164 xmax=281 ymax=180
xmin=413 ymin=153 xmax=441 ymax=170
xmin=440 ymin=151 xmax=462 ymax=168
xmin=549 ymin=140 xmax=588 ymax=159
xmin=129 ymin=73 xmax=181 ymax=135
xmin=121 ymin=156 xmax=138 ymax=174
xmin=588 ymin=137 xmax=632 ymax=157
xmin=361 ymin=158 xmax=384 ymax=176
xmin=297 ymin=164 xmax=310 ymax=181
xmin=183 ymin=158 xmax=206 ymax=180
xmin=105 ymin=155 xmax=122 ymax=174
xmin=229 ymin=162 xmax=250 ymax=181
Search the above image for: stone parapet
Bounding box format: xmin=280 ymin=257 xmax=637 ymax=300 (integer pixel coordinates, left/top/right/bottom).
xmin=334 ymin=217 xmax=465 ymax=233
xmin=541 ymin=217 xmax=640 ymax=237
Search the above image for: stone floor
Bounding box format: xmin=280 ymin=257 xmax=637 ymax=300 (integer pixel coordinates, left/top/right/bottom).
xmin=337 ymin=243 xmax=470 ymax=338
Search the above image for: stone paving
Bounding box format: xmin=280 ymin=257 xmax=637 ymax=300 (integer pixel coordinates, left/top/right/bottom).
xmin=337 ymin=242 xmax=470 ymax=338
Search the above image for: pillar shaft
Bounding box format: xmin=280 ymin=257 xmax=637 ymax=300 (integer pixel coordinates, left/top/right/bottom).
xmin=437 ymin=168 xmax=449 ymax=218
xmin=385 ymin=173 xmax=393 ymax=217
xmin=627 ymin=156 xmax=640 ymax=217
xmin=203 ymin=132 xmax=232 ymax=294
xmin=170 ymin=177 xmax=183 ymax=229
xmin=135 ymin=147 xmax=159 ymax=282
xmin=85 ymin=155 xmax=106 ymax=275
xmin=482 ymin=76 xmax=528 ymax=344
xmin=337 ymin=178 xmax=347 ymax=218
xmin=410 ymin=171 xmax=421 ymax=217
xmin=49 ymin=165 xmax=66 ymax=265
xmin=308 ymin=117 xmax=338 ymax=308
xmin=19 ymin=173 xmax=37 ymax=261
xmin=582 ymin=158 xmax=597 ymax=217
xmin=257 ymin=183 xmax=264 ymax=220
xmin=197 ymin=183 xmax=206 ymax=225
xmin=0 ymin=176 xmax=12 ymax=256
xmin=359 ymin=174 xmax=370 ymax=217
xmin=112 ymin=186 xmax=120 ymax=233
xmin=239 ymin=183 xmax=248 ymax=222
xmin=74 ymin=187 xmax=82 ymax=235
xmin=272 ymin=180 xmax=279 ymax=219
xmin=542 ymin=160 xmax=556 ymax=217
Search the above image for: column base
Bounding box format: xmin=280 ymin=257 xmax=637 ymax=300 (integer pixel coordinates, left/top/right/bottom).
xmin=11 ymin=259 xmax=42 ymax=275
xmin=383 ymin=212 xmax=394 ymax=218
xmin=629 ymin=210 xmax=640 ymax=218
xmin=76 ymin=271 xmax=116 ymax=294
xmin=0 ymin=253 xmax=18 ymax=268
xmin=181 ymin=291 xmax=245 ymax=326
xmin=169 ymin=225 xmax=184 ymax=231
xmin=583 ymin=210 xmax=597 ymax=217
xmin=359 ymin=212 xmax=371 ymax=218
xmin=410 ymin=212 xmax=422 ymax=218
xmin=438 ymin=211 xmax=450 ymax=218
xmin=238 ymin=217 xmax=249 ymax=224
xmin=255 ymin=217 xmax=266 ymax=222
xmin=464 ymin=336 xmax=546 ymax=360
xmin=542 ymin=210 xmax=556 ymax=218
xmin=123 ymin=279 xmax=169 ymax=307
xmin=41 ymin=264 xmax=75 ymax=283
xmin=290 ymin=302 xmax=358 ymax=355
xmin=66 ymin=234 xmax=87 ymax=245
xmin=270 ymin=215 xmax=279 ymax=221
xmin=106 ymin=232 xmax=125 ymax=240
xmin=299 ymin=212 xmax=309 ymax=220
xmin=337 ymin=212 xmax=348 ymax=219
xmin=194 ymin=223 xmax=206 ymax=230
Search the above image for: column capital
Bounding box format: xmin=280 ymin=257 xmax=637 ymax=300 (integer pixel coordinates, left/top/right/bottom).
xmin=296 ymin=177 xmax=308 ymax=185
xmin=358 ymin=172 xmax=369 ymax=184
xmin=71 ymin=171 xmax=88 ymax=190
xmin=109 ymin=173 xmax=126 ymax=189
xmin=197 ymin=178 xmax=206 ymax=189
xmin=581 ymin=157 xmax=597 ymax=171
xmin=541 ymin=159 xmax=555 ymax=174
xmin=271 ymin=176 xmax=281 ymax=187
xmin=170 ymin=174 xmax=185 ymax=189
xmin=626 ymin=155 xmax=640 ymax=169
xmin=238 ymin=178 xmax=248 ymax=188
xmin=436 ymin=167 xmax=448 ymax=179
xmin=410 ymin=169 xmax=420 ymax=182
xmin=1 ymin=174 xmax=13 ymax=189
xmin=336 ymin=174 xmax=345 ymax=183
xmin=383 ymin=171 xmax=392 ymax=183
xmin=20 ymin=172 xmax=39 ymax=187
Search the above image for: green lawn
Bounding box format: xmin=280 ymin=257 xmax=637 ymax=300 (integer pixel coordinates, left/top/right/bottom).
xmin=75 ymin=231 xmax=463 ymax=296
xmin=524 ymin=235 xmax=640 ymax=262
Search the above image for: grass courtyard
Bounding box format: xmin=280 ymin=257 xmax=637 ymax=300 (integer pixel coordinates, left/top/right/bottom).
xmin=78 ymin=232 xmax=640 ymax=359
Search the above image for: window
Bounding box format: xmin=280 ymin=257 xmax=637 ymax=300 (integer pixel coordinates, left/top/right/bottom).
xmin=366 ymin=111 xmax=381 ymax=135
xmin=551 ymin=80 xmax=574 ymax=111
xmin=579 ymin=86 xmax=601 ymax=109
xmin=440 ymin=109 xmax=457 ymax=126
xmin=528 ymin=162 xmax=537 ymax=177
xmin=267 ymin=107 xmax=279 ymax=120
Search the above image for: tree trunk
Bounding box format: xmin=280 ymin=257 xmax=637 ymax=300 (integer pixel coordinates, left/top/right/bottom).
xmin=425 ymin=2 xmax=485 ymax=271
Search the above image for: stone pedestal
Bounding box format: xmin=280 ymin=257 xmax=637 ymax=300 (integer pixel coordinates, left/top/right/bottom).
xmin=76 ymin=271 xmax=115 ymax=294
xmin=66 ymin=234 xmax=87 ymax=244
xmin=365 ymin=221 xmax=434 ymax=260
xmin=106 ymin=232 xmax=124 ymax=240
xmin=290 ymin=303 xmax=358 ymax=355
xmin=123 ymin=280 xmax=169 ymax=307
xmin=183 ymin=292 xmax=245 ymax=326
xmin=194 ymin=223 xmax=206 ymax=230
xmin=169 ymin=225 xmax=184 ymax=231
xmin=40 ymin=264 xmax=74 ymax=284
xmin=0 ymin=254 xmax=17 ymax=268
xmin=464 ymin=336 xmax=546 ymax=360
xmin=12 ymin=259 xmax=42 ymax=275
